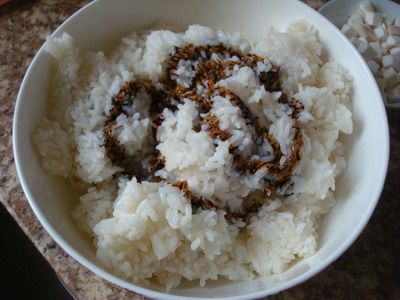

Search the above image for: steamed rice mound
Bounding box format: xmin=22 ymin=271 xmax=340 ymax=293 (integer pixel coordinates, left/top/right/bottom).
xmin=34 ymin=22 xmax=353 ymax=290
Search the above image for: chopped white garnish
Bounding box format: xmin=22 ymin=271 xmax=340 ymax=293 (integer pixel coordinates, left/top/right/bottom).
xmin=359 ymin=36 xmax=368 ymax=44
xmin=364 ymin=24 xmax=377 ymax=41
xmin=369 ymin=42 xmax=383 ymax=59
xmin=387 ymin=35 xmax=400 ymax=46
xmin=342 ymin=23 xmax=357 ymax=38
xmin=382 ymin=54 xmax=395 ymax=67
xmin=390 ymin=47 xmax=400 ymax=59
xmin=367 ymin=60 xmax=380 ymax=74
xmin=357 ymin=39 xmax=369 ymax=53
xmin=364 ymin=46 xmax=376 ymax=60
xmin=383 ymin=67 xmax=397 ymax=79
xmin=341 ymin=2 xmax=400 ymax=104
xmin=349 ymin=15 xmax=363 ymax=25
xmin=374 ymin=26 xmax=386 ymax=40
xmin=381 ymin=41 xmax=392 ymax=54
xmin=364 ymin=11 xmax=383 ymax=27
xmin=353 ymin=8 xmax=365 ymax=18
xmin=352 ymin=23 xmax=368 ymax=38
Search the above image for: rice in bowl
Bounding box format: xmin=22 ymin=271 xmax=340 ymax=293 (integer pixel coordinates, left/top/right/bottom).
xmin=33 ymin=21 xmax=353 ymax=290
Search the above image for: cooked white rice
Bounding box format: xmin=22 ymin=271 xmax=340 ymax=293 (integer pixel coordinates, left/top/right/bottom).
xmin=33 ymin=21 xmax=353 ymax=290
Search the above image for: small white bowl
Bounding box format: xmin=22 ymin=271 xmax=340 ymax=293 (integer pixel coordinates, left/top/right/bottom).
xmin=319 ymin=0 xmax=400 ymax=27
xmin=319 ymin=0 xmax=400 ymax=108
xmin=13 ymin=0 xmax=389 ymax=299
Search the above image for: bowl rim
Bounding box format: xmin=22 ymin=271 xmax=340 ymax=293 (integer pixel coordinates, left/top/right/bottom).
xmin=12 ymin=0 xmax=390 ymax=299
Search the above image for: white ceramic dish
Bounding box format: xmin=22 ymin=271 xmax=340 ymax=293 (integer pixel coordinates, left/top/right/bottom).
xmin=319 ymin=0 xmax=400 ymax=108
xmin=13 ymin=0 xmax=390 ymax=299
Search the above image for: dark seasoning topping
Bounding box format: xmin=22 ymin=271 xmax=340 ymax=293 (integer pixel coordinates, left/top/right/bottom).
xmin=103 ymin=43 xmax=304 ymax=223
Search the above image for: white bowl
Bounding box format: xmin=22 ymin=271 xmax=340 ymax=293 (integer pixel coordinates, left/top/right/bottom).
xmin=13 ymin=0 xmax=389 ymax=299
xmin=319 ymin=0 xmax=400 ymax=28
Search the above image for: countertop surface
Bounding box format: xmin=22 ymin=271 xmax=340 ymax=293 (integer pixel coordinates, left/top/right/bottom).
xmin=0 ymin=1 xmax=399 ymax=299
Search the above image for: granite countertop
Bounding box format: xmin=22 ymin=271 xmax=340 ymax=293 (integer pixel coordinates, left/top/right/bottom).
xmin=0 ymin=1 xmax=399 ymax=299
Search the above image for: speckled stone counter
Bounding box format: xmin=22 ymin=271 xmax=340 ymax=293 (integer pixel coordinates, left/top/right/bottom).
xmin=0 ymin=1 xmax=399 ymax=299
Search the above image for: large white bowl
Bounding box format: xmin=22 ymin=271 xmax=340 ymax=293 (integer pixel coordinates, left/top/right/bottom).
xmin=13 ymin=0 xmax=389 ymax=299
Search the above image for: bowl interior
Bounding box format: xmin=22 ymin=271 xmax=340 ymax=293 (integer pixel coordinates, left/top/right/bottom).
xmin=13 ymin=0 xmax=389 ymax=298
